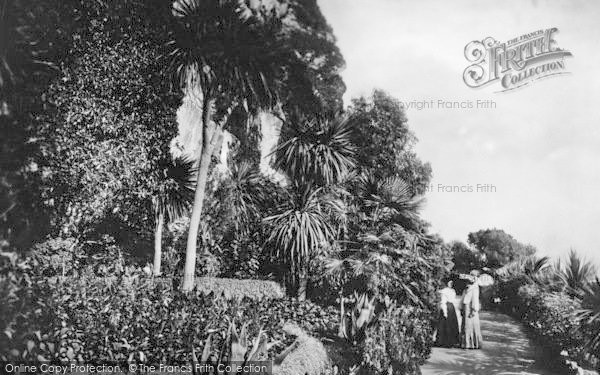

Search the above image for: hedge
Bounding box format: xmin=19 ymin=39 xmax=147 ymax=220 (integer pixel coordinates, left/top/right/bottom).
xmin=195 ymin=277 xmax=285 ymax=300
xmin=0 ymin=258 xmax=336 ymax=365
xmin=493 ymin=279 xmax=594 ymax=373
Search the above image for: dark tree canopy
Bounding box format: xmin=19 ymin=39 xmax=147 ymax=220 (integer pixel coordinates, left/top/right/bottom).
xmin=283 ymin=0 xmax=346 ymax=114
xmin=449 ymin=241 xmax=484 ymax=273
xmin=348 ymin=90 xmax=432 ymax=195
xmin=467 ymin=228 xmax=536 ymax=268
xmin=33 ymin=0 xmax=180 ymax=242
xmin=0 ymin=0 xmax=81 ymax=250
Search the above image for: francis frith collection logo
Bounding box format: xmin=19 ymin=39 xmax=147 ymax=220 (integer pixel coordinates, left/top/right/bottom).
xmin=463 ymin=28 xmax=572 ymax=92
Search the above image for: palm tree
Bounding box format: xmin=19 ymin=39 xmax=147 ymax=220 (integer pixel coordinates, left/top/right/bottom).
xmin=166 ymin=0 xmax=312 ymax=290
xmin=355 ymin=172 xmax=424 ymax=229
xmin=152 ymin=157 xmax=196 ymax=275
xmin=272 ymin=114 xmax=356 ymax=187
xmin=211 ymin=161 xmax=269 ymax=235
xmin=561 ymin=249 xmax=596 ymax=296
xmin=265 ymin=114 xmax=355 ymax=300
xmin=265 ymin=187 xmax=341 ymax=300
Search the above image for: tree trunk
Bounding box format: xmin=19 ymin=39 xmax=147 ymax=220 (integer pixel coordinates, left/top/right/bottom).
xmin=297 ymin=272 xmax=308 ymax=301
xmin=181 ymin=147 xmax=214 ymax=291
xmin=153 ymin=210 xmax=164 ymax=276
xmin=181 ymin=96 xmax=233 ymax=291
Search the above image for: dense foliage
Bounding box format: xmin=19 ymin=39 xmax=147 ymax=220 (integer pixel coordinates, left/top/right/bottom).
xmin=348 ymin=90 xmax=432 ymax=195
xmin=491 ymin=251 xmax=600 ymax=373
xmin=467 ymin=228 xmax=536 ymax=268
xmin=360 ymin=304 xmax=433 ymax=375
xmin=35 ymin=1 xmax=179 ymax=244
xmin=0 ymin=251 xmax=338 ymax=364
xmin=1 ymin=1 xmax=450 ymax=374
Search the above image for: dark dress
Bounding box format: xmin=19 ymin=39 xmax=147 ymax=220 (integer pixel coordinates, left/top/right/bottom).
xmin=436 ymin=302 xmax=460 ymax=347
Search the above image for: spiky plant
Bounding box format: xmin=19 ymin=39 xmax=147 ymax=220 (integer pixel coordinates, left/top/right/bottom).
xmin=264 ymin=187 xmax=344 ymax=300
xmin=152 ymin=156 xmax=196 ymax=275
xmin=355 ymin=172 xmax=424 ymax=228
xmin=338 ymin=292 xmax=377 ymax=343
xmin=272 ymin=113 xmax=356 ymax=187
xmin=191 ymin=320 xmax=298 ymax=375
xmin=561 ymin=249 xmax=596 ymax=297
xmin=266 ymin=113 xmax=355 ymax=300
xmin=211 ymin=161 xmax=269 ymax=235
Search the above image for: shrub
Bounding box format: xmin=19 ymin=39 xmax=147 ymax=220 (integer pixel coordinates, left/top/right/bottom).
xmin=359 ymin=304 xmax=433 ymax=375
xmin=494 ymin=277 xmax=592 ymax=372
xmin=196 ymin=277 xmax=285 ymax=300
xmin=29 ymin=237 xmax=78 ymax=277
xmin=1 ymin=252 xmax=339 ymax=365
xmin=517 ymin=284 xmax=587 ymax=369
xmin=0 ymin=253 xmax=55 ymax=361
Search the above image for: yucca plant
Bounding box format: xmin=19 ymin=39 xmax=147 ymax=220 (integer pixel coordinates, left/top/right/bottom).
xmin=152 ymin=156 xmax=196 ymax=275
xmin=191 ymin=320 xmax=298 ymax=375
xmin=338 ymin=292 xmax=377 ymax=343
xmin=561 ymin=249 xmax=596 ymax=297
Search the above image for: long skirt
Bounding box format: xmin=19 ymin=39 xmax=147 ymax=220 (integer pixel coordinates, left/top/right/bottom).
xmin=436 ymin=302 xmax=460 ymax=347
xmin=462 ymin=306 xmax=482 ymax=349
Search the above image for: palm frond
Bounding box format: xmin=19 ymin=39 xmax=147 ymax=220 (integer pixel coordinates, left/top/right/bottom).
xmin=272 ymin=113 xmax=356 ymax=187
xmin=167 ymin=0 xmax=308 ymax=112
xmin=153 ymin=156 xmax=197 ymax=222
xmin=561 ymin=249 xmax=596 ymax=295
xmin=264 ymin=187 xmax=334 ymax=274
xmin=357 ymin=172 xmax=424 ymax=223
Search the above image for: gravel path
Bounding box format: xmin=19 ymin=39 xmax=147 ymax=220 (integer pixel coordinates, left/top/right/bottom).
xmin=421 ymin=311 xmax=562 ymax=375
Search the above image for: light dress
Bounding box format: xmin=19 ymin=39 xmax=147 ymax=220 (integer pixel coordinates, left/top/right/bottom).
xmin=462 ymin=283 xmax=483 ymax=349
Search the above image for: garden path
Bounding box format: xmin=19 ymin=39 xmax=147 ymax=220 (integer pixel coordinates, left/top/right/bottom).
xmin=421 ymin=311 xmax=561 ymax=375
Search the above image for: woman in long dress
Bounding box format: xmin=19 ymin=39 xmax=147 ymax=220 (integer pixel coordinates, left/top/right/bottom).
xmin=461 ymin=276 xmax=483 ymax=349
xmin=436 ymin=277 xmax=460 ymax=347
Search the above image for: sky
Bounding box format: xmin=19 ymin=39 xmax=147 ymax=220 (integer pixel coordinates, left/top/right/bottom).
xmin=318 ymin=0 xmax=600 ymax=265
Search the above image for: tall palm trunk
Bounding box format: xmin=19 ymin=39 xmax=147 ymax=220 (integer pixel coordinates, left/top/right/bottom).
xmin=181 ymin=98 xmax=229 ymax=291
xmin=153 ymin=210 xmax=165 ymax=275
xmin=182 ymin=146 xmax=213 ymax=290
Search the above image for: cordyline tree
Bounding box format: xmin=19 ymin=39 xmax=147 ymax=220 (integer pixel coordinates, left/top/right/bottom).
xmin=266 ymin=113 xmax=356 ymax=299
xmin=166 ymin=0 xmax=317 ymax=291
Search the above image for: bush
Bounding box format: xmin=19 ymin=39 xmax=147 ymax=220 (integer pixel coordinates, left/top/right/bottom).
xmin=360 ymin=304 xmax=433 ymax=375
xmin=493 ymin=276 xmax=591 ymax=372
xmin=0 ymin=253 xmax=55 ymax=361
xmin=196 ymin=277 xmax=285 ymax=300
xmin=30 ymin=237 xmax=78 ymax=277
xmin=0 ymin=251 xmax=339 ymax=365
xmin=517 ymin=284 xmax=587 ymax=369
